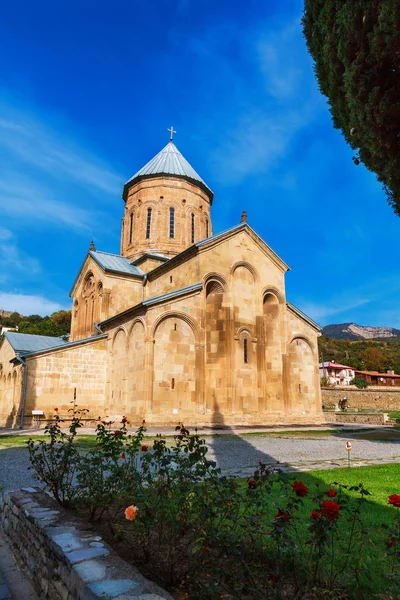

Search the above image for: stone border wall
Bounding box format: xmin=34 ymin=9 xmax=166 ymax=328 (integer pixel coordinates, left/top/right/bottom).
xmin=0 ymin=487 xmax=172 ymax=600
xmin=322 ymin=388 xmax=400 ymax=411
xmin=326 ymin=412 xmax=388 ymax=425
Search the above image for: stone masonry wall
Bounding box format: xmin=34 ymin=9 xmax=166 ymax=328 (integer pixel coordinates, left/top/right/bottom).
xmin=0 ymin=487 xmax=171 ymax=600
xmin=322 ymin=387 xmax=400 ymax=411
xmin=328 ymin=412 xmax=388 ymax=425
xmin=23 ymin=337 xmax=107 ymax=426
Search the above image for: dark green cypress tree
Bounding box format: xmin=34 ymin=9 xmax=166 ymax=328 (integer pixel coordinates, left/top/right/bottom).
xmin=303 ymin=1 xmax=400 ymax=216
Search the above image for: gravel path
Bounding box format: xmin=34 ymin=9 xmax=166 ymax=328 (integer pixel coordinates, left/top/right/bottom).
xmin=1 ymin=431 xmax=399 ymax=491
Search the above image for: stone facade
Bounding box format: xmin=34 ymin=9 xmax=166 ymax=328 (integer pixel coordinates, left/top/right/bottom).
xmin=322 ymin=387 xmax=400 ymax=411
xmin=121 ymin=177 xmax=212 ymax=261
xmin=0 ymin=140 xmax=324 ymax=427
xmin=0 ymin=336 xmax=22 ymax=427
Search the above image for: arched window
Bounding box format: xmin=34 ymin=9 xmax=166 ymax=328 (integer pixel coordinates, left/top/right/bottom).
xmin=191 ymin=213 xmax=195 ymax=244
xmin=146 ymin=208 xmax=152 ymax=239
xmin=129 ymin=213 xmax=134 ymax=244
xmin=205 ymin=218 xmax=209 ymax=238
xmin=169 ymin=207 xmax=175 ymax=239
xmin=243 ymin=338 xmax=248 ymax=364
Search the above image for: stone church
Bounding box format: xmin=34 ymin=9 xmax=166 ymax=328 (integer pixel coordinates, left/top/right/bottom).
xmin=0 ymin=137 xmax=323 ymax=428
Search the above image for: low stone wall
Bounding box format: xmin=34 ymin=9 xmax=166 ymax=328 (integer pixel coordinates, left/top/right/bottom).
xmin=322 ymin=387 xmax=400 ymax=411
xmin=0 ymin=487 xmax=171 ymax=600
xmin=326 ymin=412 xmax=388 ymax=425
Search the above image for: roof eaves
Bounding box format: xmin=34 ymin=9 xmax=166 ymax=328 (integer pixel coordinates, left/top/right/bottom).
xmin=69 ymin=252 xmax=92 ymax=297
xmin=196 ymin=222 xmax=290 ymax=272
xmin=12 ymin=334 xmax=108 ymax=361
xmin=123 ymin=173 xmax=214 ymax=203
xmin=287 ymin=302 xmax=322 ymax=332
xmin=143 ymin=282 xmax=202 ymax=307
xmin=99 ymin=282 xmax=203 ymax=329
xmin=131 ymin=253 xmax=170 ymax=266
xmin=146 ymin=245 xmax=198 ymax=281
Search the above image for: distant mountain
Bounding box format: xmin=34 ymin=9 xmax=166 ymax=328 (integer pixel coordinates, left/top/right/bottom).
xmin=322 ymin=323 xmax=400 ymax=340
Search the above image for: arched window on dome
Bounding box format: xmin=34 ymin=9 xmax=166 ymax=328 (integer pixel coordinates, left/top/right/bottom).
xmin=169 ymin=207 xmax=175 ymax=239
xmin=146 ymin=208 xmax=152 ymax=239
xmin=191 ymin=213 xmax=195 ymax=244
xmin=129 ymin=213 xmax=134 ymax=244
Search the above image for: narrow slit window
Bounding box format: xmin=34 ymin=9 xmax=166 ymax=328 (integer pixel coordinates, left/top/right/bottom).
xmin=244 ymin=338 xmax=248 ymax=364
xmin=298 ymin=383 xmax=302 ymax=393
xmin=146 ymin=208 xmax=152 ymax=239
xmin=191 ymin=213 xmax=195 ymax=243
xmin=206 ymin=218 xmax=209 ymax=238
xmin=169 ymin=207 xmax=175 ymax=238
xmin=171 ymin=378 xmax=175 ymax=389
xmin=129 ymin=213 xmax=134 ymax=244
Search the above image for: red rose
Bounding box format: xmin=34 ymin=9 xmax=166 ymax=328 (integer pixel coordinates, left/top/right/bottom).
xmin=119 ymin=452 xmax=125 ymax=460
xmin=141 ymin=444 xmax=148 ymax=452
xmin=320 ymin=500 xmax=340 ymax=521
xmin=274 ymin=511 xmax=290 ymax=523
xmin=327 ymin=489 xmax=337 ymax=498
xmin=292 ymin=480 xmax=308 ymax=497
xmin=248 ymin=479 xmax=257 ymax=489
xmin=310 ymin=510 xmax=320 ymax=520
xmin=54 ymin=408 xmax=58 ymax=411
xmin=121 ymin=417 xmax=127 ymax=424
xmin=388 ymin=494 xmax=400 ymax=508
xmin=114 ymin=430 xmax=120 ymax=436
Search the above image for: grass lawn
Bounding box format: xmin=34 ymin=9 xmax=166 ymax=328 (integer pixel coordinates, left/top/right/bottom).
xmin=278 ymin=464 xmax=400 ymax=597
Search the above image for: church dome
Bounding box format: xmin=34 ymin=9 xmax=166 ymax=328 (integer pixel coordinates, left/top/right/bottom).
xmin=123 ymin=141 xmax=213 ymax=202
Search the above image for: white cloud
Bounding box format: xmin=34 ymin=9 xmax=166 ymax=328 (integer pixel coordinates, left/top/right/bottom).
xmin=206 ymin=16 xmax=323 ymax=185
xmin=0 ymin=104 xmax=123 ymax=195
xmin=0 ymin=292 xmax=68 ymax=316
xmin=0 ymin=229 xmax=41 ymax=285
xmin=299 ymin=298 xmax=371 ymax=323
xmin=0 ymin=227 xmax=12 ymax=241
xmin=0 ymin=176 xmax=96 ymax=231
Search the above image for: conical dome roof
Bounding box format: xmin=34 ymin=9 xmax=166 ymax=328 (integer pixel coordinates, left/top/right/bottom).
xmin=123 ymin=141 xmax=213 ymax=201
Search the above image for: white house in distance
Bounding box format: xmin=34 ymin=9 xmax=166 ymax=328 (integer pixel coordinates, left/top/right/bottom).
xmin=319 ymin=361 xmax=355 ymax=386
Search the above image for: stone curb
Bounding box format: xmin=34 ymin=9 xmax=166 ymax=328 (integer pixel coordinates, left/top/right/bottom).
xmin=0 ymin=487 xmax=172 ymax=600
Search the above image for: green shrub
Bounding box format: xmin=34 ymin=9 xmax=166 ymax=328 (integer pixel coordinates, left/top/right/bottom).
xmin=350 ymin=377 xmax=369 ymax=389
xmin=27 ymin=408 xmax=400 ymax=598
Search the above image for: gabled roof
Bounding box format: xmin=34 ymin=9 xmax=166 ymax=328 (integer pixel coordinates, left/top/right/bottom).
xmin=89 ymin=251 xmax=144 ymax=277
xmin=287 ymin=302 xmax=321 ymax=332
xmin=147 ymin=222 xmax=290 ymax=281
xmin=4 ymin=332 xmax=69 ymax=354
xmin=131 ymin=252 xmax=170 ymax=267
xmin=123 ymin=141 xmax=213 ymax=201
xmin=319 ymin=361 xmax=354 ymax=370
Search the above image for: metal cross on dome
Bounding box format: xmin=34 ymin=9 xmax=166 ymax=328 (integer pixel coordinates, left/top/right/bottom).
xmin=167 ymin=126 xmax=176 ymax=141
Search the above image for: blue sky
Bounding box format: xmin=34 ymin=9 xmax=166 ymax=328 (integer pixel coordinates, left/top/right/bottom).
xmin=0 ymin=0 xmax=399 ymax=327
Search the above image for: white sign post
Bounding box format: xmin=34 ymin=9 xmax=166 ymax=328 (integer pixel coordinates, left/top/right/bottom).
xmin=346 ymin=440 xmax=352 ymax=468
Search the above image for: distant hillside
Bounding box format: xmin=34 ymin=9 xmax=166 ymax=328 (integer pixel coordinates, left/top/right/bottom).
xmin=318 ymin=335 xmax=400 ymax=374
xmin=322 ymin=323 xmax=400 ymax=340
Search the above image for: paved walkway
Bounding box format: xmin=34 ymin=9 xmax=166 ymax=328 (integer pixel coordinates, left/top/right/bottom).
xmin=0 ymin=425 xmax=399 ymax=490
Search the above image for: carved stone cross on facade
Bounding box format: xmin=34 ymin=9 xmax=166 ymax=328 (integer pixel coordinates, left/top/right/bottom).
xmin=167 ymin=126 xmax=176 ymax=141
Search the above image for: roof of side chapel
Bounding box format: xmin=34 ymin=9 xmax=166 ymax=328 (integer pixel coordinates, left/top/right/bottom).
xmin=4 ymin=332 xmax=69 ymax=354
xmin=89 ymin=250 xmax=144 ymax=277
xmin=123 ymin=141 xmax=213 ymax=200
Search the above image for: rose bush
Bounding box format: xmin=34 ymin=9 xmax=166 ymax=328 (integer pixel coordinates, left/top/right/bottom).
xmin=27 ymin=409 xmax=400 ymax=599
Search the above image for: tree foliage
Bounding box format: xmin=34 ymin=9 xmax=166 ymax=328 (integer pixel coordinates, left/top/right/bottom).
xmin=303 ymin=1 xmax=400 ymax=215
xmin=318 ymin=335 xmax=400 ymax=374
xmin=0 ymin=310 xmax=71 ymax=337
